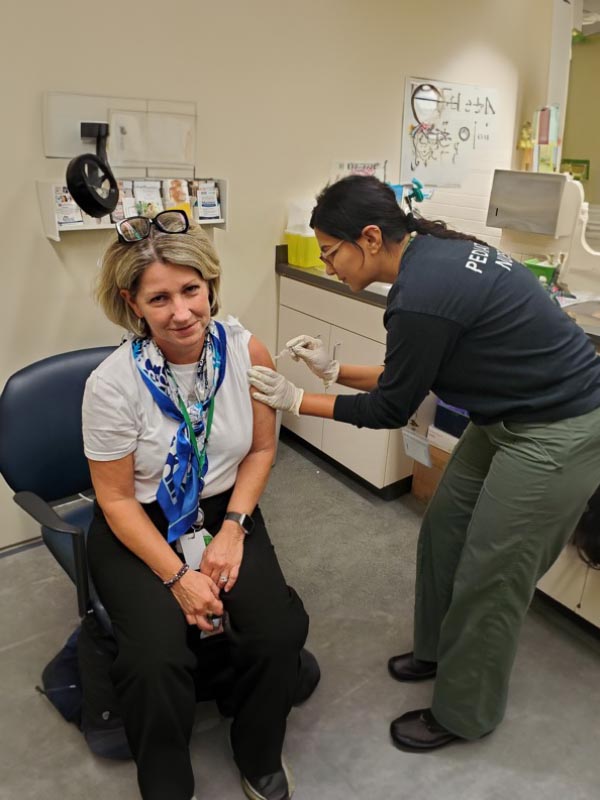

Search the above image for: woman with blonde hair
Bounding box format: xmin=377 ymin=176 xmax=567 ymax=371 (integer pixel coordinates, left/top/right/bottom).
xmin=84 ymin=210 xmax=310 ymax=800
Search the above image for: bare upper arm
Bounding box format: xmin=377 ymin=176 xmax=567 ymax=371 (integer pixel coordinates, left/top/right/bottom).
xmin=88 ymin=452 xmax=136 ymax=510
xmin=248 ymin=335 xmax=276 ymax=452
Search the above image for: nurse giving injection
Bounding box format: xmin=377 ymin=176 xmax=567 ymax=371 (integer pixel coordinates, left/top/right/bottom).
xmin=249 ymin=174 xmax=600 ymax=751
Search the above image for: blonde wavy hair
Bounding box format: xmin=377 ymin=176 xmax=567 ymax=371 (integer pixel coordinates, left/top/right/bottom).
xmin=96 ymin=222 xmax=221 ymax=337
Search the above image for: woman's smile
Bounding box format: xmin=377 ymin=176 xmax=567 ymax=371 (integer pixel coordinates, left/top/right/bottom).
xmin=171 ymin=320 xmax=200 ymax=335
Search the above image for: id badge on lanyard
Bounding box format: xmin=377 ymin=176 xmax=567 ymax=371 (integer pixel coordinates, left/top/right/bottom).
xmin=179 ymin=508 xmax=213 ymax=570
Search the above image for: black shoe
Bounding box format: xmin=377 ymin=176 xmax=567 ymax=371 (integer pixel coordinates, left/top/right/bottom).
xmin=390 ymin=708 xmax=460 ymax=752
xmin=387 ymin=651 xmax=437 ymax=682
xmin=241 ymin=758 xmax=294 ymax=800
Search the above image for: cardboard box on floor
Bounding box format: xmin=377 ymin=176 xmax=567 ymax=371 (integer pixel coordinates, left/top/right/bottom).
xmin=411 ymin=425 xmax=459 ymax=504
xmin=411 ymin=444 xmax=452 ymax=504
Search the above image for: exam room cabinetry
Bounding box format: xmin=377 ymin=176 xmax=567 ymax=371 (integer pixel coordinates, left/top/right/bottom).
xmin=277 ymin=274 xmax=414 ymax=493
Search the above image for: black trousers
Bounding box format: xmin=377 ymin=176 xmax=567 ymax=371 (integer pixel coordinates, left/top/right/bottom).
xmin=87 ymin=490 xmax=309 ymax=800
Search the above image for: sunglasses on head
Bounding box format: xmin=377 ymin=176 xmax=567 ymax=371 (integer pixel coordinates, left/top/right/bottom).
xmin=115 ymin=210 xmax=190 ymax=243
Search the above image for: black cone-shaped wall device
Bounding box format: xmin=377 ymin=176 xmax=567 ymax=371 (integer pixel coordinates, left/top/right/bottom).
xmin=66 ymin=123 xmax=119 ymax=218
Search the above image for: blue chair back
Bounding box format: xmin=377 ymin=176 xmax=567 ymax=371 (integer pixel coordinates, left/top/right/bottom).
xmin=0 ymin=347 xmax=115 ymax=501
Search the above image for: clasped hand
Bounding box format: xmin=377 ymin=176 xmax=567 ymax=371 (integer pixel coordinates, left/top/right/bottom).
xmin=170 ymin=570 xmax=223 ymax=632
xmin=170 ymin=526 xmax=244 ymax=631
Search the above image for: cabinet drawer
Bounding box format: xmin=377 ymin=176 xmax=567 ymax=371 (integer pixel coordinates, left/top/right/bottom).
xmin=321 ymin=326 xmax=390 ymax=487
xmin=276 ymin=305 xmax=325 ymax=449
xmin=276 ymin=281 xmax=414 ymax=492
xmin=280 ymin=277 xmax=386 ymax=343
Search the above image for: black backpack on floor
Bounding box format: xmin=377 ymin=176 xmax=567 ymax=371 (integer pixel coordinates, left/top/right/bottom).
xmin=38 ymin=612 xmax=131 ymax=759
xmin=38 ymin=613 xmax=320 ymax=761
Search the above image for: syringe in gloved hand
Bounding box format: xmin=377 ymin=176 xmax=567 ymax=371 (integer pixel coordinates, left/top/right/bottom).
xmin=272 ymin=335 xmax=340 ymax=388
xmin=273 ymin=347 xmax=292 ymax=363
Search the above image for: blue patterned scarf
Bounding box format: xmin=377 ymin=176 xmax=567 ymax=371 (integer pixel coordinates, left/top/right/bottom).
xmin=131 ymin=320 xmax=227 ymax=542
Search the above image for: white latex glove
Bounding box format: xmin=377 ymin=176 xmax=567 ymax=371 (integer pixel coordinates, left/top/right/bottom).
xmin=286 ymin=334 xmax=340 ymax=388
xmin=248 ymin=366 xmax=304 ymax=415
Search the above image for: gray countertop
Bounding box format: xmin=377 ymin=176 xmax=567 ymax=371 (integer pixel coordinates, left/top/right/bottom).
xmin=275 ymin=261 xmax=390 ymax=309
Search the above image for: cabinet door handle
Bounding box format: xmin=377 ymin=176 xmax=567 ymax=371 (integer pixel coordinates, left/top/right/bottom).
xmin=332 ymin=341 xmax=342 ymax=361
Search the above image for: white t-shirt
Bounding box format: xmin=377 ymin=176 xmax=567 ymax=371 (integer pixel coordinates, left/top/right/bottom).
xmin=82 ymin=318 xmax=253 ymax=503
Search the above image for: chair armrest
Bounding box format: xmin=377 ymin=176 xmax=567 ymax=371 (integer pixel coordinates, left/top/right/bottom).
xmin=14 ymin=491 xmax=84 ymax=535
xmin=13 ymin=490 xmax=90 ymax=617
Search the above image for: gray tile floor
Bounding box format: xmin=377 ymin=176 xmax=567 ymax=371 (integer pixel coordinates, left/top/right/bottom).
xmin=2 ymin=437 xmax=600 ymax=800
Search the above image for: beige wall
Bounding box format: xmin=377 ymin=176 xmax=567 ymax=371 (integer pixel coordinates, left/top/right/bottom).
xmin=0 ymin=0 xmax=556 ymax=547
xmin=563 ymin=33 xmax=600 ymax=204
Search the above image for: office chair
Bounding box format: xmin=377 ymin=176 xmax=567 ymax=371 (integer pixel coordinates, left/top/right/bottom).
xmin=0 ymin=346 xmax=116 ymax=628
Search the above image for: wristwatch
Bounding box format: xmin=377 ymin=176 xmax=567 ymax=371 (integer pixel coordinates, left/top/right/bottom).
xmin=224 ymin=511 xmax=255 ymax=535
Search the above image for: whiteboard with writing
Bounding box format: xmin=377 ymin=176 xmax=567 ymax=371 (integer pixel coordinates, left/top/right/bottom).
xmin=400 ymin=77 xmax=498 ymax=188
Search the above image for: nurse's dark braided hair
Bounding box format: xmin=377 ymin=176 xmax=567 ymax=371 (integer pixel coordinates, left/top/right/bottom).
xmin=310 ymin=174 xmax=488 ymax=248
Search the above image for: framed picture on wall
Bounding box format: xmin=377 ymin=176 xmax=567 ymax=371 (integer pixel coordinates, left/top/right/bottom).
xmin=560 ymin=158 xmax=590 ymax=181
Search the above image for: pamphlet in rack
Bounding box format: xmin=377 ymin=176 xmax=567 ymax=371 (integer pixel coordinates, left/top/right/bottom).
xmin=54 ymin=185 xmax=83 ymax=226
xmin=111 ymin=180 xmax=136 ymax=222
xmin=162 ymin=179 xmax=192 ymax=219
xmin=133 ymin=180 xmax=164 ymax=218
xmin=197 ymin=179 xmax=221 ymax=219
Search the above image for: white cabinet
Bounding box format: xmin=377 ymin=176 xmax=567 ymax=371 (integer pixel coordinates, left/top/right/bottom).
xmin=537 ymin=544 xmax=600 ymax=628
xmin=321 ymin=326 xmax=393 ymax=487
xmin=277 ymin=276 xmax=415 ymax=494
xmin=277 ymin=305 xmax=326 ymax=449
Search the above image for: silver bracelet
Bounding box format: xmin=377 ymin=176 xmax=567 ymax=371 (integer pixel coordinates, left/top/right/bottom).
xmin=163 ymin=563 xmax=189 ymax=589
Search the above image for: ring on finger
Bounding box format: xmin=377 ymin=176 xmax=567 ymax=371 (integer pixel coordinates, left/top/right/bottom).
xmin=219 ymin=574 xmax=228 ymax=583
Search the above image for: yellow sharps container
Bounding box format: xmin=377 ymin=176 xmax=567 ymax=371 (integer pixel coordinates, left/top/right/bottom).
xmin=284 ymin=229 xmax=322 ymax=269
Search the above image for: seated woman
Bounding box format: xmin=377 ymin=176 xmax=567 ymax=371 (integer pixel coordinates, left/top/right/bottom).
xmin=83 ymin=210 xmax=309 ymax=800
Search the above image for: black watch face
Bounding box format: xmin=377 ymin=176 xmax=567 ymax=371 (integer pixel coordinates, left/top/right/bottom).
xmin=243 ymin=515 xmax=255 ymax=534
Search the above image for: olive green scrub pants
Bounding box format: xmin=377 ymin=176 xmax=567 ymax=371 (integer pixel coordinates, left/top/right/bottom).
xmin=413 ymin=404 xmax=600 ymax=739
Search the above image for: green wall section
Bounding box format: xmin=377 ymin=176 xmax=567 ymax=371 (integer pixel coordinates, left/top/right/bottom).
xmin=563 ymin=34 xmax=600 ymax=204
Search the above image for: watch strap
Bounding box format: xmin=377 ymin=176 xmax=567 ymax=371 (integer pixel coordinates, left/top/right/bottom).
xmin=224 ymin=511 xmax=254 ymax=534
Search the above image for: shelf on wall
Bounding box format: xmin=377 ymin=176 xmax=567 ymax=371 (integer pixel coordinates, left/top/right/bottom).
xmin=36 ymin=177 xmax=228 ymax=242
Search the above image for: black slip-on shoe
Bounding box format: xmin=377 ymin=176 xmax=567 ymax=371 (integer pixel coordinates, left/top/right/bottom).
xmin=390 ymin=707 xmax=461 ymax=752
xmin=387 ymin=651 xmax=437 ymax=682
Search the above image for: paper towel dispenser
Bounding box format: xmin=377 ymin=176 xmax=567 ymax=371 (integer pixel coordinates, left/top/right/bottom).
xmin=486 ymin=170 xmax=569 ymax=237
